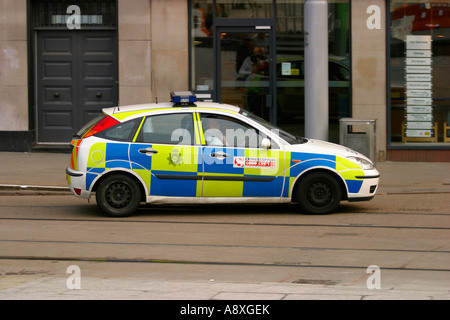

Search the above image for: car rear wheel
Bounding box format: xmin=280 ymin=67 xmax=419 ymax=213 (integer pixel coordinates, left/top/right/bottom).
xmin=296 ymin=171 xmax=342 ymax=214
xmin=96 ymin=174 xmax=142 ymax=217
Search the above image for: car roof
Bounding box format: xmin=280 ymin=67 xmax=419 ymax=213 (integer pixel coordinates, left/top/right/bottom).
xmin=103 ymin=101 xmax=242 ymax=121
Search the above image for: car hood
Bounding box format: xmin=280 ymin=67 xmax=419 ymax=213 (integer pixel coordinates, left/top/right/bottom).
xmin=286 ymin=139 xmax=372 ymax=162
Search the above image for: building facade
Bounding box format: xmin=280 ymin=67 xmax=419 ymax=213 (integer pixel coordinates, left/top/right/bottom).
xmin=0 ymin=0 xmax=448 ymax=161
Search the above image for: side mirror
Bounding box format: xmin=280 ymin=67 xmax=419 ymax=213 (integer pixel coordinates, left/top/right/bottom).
xmin=261 ymin=138 xmax=271 ymax=149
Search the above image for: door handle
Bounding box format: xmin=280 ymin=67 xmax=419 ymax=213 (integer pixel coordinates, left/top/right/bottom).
xmin=210 ymin=151 xmax=229 ymax=160
xmin=139 ymin=148 xmax=158 ymax=155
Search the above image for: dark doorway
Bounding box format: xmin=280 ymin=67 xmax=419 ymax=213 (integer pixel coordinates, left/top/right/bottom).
xmin=36 ymin=30 xmax=117 ymax=143
xmin=215 ymin=26 xmax=276 ymax=124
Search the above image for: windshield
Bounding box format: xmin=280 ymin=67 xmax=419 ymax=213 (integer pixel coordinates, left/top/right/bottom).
xmin=239 ymin=110 xmax=307 ymax=145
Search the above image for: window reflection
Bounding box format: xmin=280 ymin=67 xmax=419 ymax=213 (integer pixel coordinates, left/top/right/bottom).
xmin=189 ymin=1 xmax=351 ymax=143
xmin=191 ymin=1 xmax=214 ymax=91
xmin=275 ymin=1 xmax=350 ymax=143
xmin=389 ymin=1 xmax=450 ymax=144
xmin=216 ymin=1 xmax=273 ymax=18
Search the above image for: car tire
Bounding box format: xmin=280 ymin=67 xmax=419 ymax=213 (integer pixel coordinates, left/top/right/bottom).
xmin=95 ymin=174 xmax=142 ymax=217
xmin=296 ymin=171 xmax=342 ymax=214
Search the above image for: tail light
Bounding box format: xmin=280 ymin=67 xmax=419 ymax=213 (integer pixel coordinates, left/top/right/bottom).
xmin=70 ymin=139 xmax=82 ymax=170
xmin=69 ymin=115 xmax=119 ymax=170
xmin=83 ymin=116 xmax=120 ymax=138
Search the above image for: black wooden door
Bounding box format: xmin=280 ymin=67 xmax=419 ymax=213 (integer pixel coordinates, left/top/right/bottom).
xmin=37 ymin=30 xmax=117 ymax=143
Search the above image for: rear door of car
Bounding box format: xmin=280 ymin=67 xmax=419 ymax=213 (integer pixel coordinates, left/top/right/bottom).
xmin=129 ymin=112 xmax=202 ymax=197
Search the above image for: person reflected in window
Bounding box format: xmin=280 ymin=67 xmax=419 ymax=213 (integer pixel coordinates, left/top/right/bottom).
xmin=203 ymin=117 xmax=225 ymax=146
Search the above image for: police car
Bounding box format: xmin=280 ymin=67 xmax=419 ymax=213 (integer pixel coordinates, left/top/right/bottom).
xmin=66 ymin=91 xmax=379 ymax=217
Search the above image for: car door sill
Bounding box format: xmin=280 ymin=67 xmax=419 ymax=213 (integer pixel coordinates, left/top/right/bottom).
xmin=146 ymin=196 xmax=289 ymax=204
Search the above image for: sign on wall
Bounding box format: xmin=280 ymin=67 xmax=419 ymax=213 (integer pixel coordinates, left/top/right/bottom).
xmin=405 ymin=35 xmax=433 ymax=138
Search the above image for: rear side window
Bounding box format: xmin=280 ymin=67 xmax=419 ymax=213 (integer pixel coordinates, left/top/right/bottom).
xmin=135 ymin=113 xmax=194 ymax=145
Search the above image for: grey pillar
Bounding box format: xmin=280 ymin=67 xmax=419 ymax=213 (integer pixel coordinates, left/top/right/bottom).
xmin=304 ymin=0 xmax=329 ymax=141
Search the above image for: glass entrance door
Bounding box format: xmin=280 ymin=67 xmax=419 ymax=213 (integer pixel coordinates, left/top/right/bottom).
xmin=216 ymin=27 xmax=275 ymax=123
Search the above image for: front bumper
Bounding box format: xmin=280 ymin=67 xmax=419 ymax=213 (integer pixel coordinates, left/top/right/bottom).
xmin=347 ymin=168 xmax=380 ymax=201
xmin=66 ymin=167 xmax=91 ymax=199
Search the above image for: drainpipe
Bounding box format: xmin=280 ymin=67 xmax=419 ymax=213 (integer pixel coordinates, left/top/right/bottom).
xmin=304 ymin=0 xmax=329 ymax=141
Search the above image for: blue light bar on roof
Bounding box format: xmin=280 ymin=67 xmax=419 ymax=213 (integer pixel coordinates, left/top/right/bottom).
xmin=171 ymin=91 xmax=196 ymax=105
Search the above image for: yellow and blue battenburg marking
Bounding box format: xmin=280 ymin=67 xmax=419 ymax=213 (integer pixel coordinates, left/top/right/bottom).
xmin=84 ymin=141 xmax=286 ymax=198
xmin=85 ymin=142 xmax=202 ymax=197
xmin=285 ymin=152 xmax=364 ymax=196
xmin=201 ymin=146 xmax=285 ymax=198
xmin=84 ymin=142 xmax=364 ymax=198
xmin=83 ymin=143 xmax=364 ymax=199
xmin=85 ymin=142 xmax=130 ymax=190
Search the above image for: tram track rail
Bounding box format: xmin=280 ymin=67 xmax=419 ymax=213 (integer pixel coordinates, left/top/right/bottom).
xmin=0 ymin=255 xmax=449 ymax=273
xmin=0 ymin=215 xmax=449 ymax=231
xmin=1 ymin=238 xmax=449 ymax=253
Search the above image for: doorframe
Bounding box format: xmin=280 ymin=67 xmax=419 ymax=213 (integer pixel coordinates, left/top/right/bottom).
xmin=214 ymin=24 xmax=277 ymax=124
xmin=27 ymin=0 xmax=119 ymax=148
xmin=34 ymin=30 xmax=118 ymax=144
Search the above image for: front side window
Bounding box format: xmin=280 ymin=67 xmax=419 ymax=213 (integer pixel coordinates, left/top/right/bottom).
xmin=389 ymin=1 xmax=450 ymax=145
xmin=200 ymin=113 xmax=277 ymax=148
xmin=136 ymin=113 xmax=195 ymax=145
xmin=240 ymin=110 xmax=303 ymax=145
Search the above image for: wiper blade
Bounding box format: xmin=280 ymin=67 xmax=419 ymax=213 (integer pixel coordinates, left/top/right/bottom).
xmin=297 ymin=136 xmax=308 ymax=144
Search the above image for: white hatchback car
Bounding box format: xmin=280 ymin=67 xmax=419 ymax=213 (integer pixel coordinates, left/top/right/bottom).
xmin=66 ymin=91 xmax=379 ymax=217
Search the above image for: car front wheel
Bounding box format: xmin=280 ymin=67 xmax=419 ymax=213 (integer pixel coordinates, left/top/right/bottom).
xmin=95 ymin=174 xmax=142 ymax=217
xmin=296 ymin=171 xmax=342 ymax=214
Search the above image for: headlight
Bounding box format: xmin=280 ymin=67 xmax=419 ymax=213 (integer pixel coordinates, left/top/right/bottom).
xmin=347 ymin=156 xmax=374 ymax=170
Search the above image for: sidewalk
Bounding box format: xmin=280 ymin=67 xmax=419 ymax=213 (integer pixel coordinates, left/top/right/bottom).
xmin=1 ymin=275 xmax=449 ymax=300
xmin=0 ymin=151 xmax=449 ymax=194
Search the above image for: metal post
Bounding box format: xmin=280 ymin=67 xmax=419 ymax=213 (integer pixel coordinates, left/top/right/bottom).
xmin=304 ymin=0 xmax=329 ymax=141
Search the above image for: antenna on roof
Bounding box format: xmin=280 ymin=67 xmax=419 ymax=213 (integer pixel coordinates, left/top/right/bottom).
xmin=152 ymin=70 xmax=158 ymax=104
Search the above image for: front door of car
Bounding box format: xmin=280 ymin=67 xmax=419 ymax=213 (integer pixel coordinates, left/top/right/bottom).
xmin=198 ymin=112 xmax=285 ymax=198
xmin=129 ymin=112 xmax=202 ymax=197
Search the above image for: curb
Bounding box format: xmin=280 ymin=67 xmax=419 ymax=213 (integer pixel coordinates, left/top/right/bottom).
xmin=0 ymin=184 xmax=71 ymax=195
xmin=376 ymin=190 xmax=450 ymax=195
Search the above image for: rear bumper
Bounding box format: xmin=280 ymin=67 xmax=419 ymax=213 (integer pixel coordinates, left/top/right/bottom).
xmin=66 ymin=167 xmax=91 ymax=199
